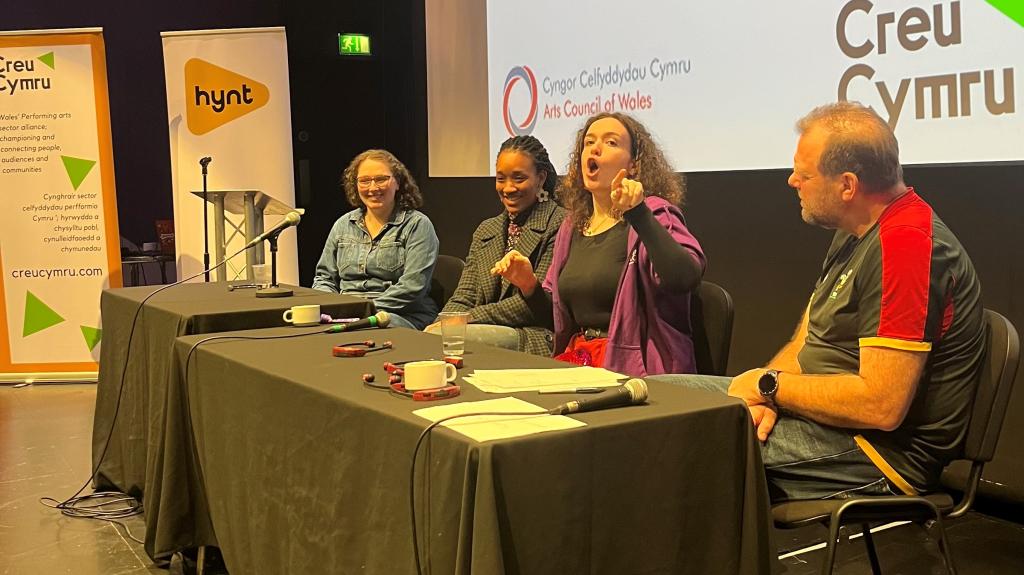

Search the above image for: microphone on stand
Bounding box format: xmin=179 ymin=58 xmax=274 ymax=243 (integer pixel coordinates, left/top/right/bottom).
xmin=244 ymin=211 xmax=302 ymax=248
xmin=251 ymin=211 xmax=302 ymax=299
xmin=549 ymin=378 xmax=649 ymax=415
xmin=326 ymin=311 xmax=391 ymax=333
xmin=199 ymin=156 xmax=213 ymax=282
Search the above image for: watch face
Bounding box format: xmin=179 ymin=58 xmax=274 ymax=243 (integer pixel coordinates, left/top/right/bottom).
xmin=759 ymin=370 xmax=778 ymax=396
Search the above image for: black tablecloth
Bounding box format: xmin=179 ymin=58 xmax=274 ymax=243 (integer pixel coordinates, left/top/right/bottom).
xmin=91 ymin=282 xmax=374 ymax=560
xmin=173 ymin=326 xmax=775 ymax=574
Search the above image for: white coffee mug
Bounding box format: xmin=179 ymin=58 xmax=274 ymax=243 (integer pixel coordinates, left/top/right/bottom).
xmin=403 ymin=360 xmax=457 ymax=391
xmin=283 ymin=304 xmax=321 ymax=327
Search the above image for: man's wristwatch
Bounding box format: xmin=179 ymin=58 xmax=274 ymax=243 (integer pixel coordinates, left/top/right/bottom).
xmin=758 ymin=369 xmax=781 ymax=403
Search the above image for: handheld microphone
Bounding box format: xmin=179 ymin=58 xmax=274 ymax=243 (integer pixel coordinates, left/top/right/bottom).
xmin=549 ymin=378 xmax=648 ymax=415
xmin=327 ymin=311 xmax=391 ymax=332
xmin=244 ymin=211 xmax=302 ymax=248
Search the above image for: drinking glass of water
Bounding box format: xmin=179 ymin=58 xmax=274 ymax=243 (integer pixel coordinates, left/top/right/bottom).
xmin=438 ymin=311 xmax=469 ymax=357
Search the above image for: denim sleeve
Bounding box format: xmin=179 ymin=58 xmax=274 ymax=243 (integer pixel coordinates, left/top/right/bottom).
xmin=311 ymin=220 xmax=342 ymax=293
xmin=371 ymin=214 xmax=439 ymax=311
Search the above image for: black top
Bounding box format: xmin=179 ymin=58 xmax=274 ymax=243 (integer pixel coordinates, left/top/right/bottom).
xmin=557 ymin=221 xmax=628 ymax=331
xmin=526 ymin=202 xmax=704 ymax=330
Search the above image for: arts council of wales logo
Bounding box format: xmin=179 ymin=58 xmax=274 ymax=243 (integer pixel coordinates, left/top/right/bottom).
xmin=502 ymin=65 xmax=538 ymax=137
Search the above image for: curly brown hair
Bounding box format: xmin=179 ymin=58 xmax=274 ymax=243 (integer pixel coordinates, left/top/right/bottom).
xmin=560 ymin=112 xmax=684 ymax=231
xmin=342 ymin=149 xmax=423 ymax=210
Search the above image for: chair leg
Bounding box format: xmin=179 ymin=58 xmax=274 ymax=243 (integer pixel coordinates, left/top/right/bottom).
xmin=821 ymin=521 xmax=843 ymax=575
xmin=197 ymin=546 xmax=206 ymax=575
xmin=929 ymin=517 xmax=958 ymax=575
xmin=861 ymin=523 xmax=882 ymax=575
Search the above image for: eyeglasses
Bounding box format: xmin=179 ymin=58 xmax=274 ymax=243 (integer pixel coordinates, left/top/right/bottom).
xmin=356 ymin=175 xmax=393 ymax=189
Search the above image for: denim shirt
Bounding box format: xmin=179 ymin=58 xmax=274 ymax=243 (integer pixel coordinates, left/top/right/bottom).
xmin=312 ymin=207 xmax=439 ymax=329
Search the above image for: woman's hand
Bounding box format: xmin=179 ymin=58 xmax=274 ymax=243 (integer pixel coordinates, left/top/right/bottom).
xmin=610 ymin=168 xmax=645 ymax=214
xmin=490 ymin=250 xmax=538 ymax=297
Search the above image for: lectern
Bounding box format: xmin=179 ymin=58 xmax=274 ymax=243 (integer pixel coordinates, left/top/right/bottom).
xmin=190 ymin=190 xmax=303 ymax=282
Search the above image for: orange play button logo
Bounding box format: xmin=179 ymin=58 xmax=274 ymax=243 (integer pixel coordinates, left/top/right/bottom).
xmin=185 ymin=58 xmax=270 ymax=135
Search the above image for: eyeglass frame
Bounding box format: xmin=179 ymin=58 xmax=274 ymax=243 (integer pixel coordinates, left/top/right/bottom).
xmin=356 ymin=175 xmax=394 ymax=189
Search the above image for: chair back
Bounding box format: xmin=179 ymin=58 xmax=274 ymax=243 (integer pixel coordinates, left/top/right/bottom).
xmin=963 ymin=309 xmax=1020 ymax=462
xmin=690 ymin=281 xmax=735 ymax=376
xmin=430 ymin=254 xmax=466 ymax=310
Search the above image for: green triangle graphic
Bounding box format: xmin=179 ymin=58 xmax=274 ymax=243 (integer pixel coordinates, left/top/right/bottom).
xmin=987 ymin=1 xmax=1024 ymax=28
xmin=23 ymin=291 xmax=65 ymax=337
xmin=81 ymin=325 xmax=102 ymax=351
xmin=38 ymin=52 xmax=55 ymax=69
xmin=61 ymin=156 xmax=96 ymax=190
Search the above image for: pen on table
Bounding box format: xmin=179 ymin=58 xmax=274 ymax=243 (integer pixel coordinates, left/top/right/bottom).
xmin=537 ymin=387 xmax=606 ymax=394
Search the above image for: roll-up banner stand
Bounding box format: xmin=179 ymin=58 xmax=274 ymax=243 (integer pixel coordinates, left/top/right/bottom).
xmin=0 ymin=28 xmax=121 ymax=383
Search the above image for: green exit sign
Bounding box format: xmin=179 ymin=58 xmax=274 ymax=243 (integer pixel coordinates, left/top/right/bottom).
xmin=338 ymin=34 xmax=371 ymax=56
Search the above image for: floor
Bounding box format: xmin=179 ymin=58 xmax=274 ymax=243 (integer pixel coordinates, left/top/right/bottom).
xmin=2 ymin=384 xmax=1022 ymax=575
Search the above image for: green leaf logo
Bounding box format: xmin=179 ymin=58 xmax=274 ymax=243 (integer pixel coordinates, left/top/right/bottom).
xmin=987 ymin=0 xmax=1024 ymax=28
xmin=38 ymin=52 xmax=55 ymax=69
xmin=81 ymin=325 xmax=102 ymax=351
xmin=61 ymin=156 xmax=96 ymax=190
xmin=24 ymin=291 xmax=64 ymax=337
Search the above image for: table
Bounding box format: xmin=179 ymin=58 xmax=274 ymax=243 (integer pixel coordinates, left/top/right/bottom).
xmin=171 ymin=326 xmax=775 ymax=574
xmin=121 ymin=253 xmax=175 ymax=286
xmin=91 ymin=282 xmax=374 ymax=561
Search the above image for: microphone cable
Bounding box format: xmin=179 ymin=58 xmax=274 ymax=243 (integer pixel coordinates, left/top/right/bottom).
xmin=408 ymin=409 xmax=552 ymax=575
xmin=39 ymin=245 xmax=249 ymax=542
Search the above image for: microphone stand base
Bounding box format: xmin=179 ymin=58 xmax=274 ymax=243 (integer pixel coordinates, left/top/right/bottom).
xmin=255 ymin=286 xmax=293 ymax=298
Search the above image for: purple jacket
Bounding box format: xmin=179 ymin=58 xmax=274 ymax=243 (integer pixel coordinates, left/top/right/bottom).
xmin=543 ymin=196 xmax=706 ymax=377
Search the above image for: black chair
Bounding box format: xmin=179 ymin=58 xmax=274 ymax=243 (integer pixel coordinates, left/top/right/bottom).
xmin=690 ymin=280 xmax=735 ymax=376
xmin=430 ymin=254 xmax=466 ymax=310
xmin=771 ymin=309 xmax=1020 ymax=575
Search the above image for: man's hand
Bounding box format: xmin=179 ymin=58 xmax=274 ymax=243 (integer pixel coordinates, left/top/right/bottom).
xmin=748 ymin=404 xmax=778 ymax=442
xmin=490 ymin=250 xmax=538 ymax=296
xmin=729 ymin=369 xmax=778 ymax=442
xmin=728 ymin=368 xmax=768 ymax=407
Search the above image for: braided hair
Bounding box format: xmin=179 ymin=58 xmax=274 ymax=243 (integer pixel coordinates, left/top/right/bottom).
xmin=497 ymin=135 xmax=558 ymax=198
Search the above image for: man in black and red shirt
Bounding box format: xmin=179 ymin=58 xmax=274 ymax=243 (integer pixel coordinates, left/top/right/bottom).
xmin=656 ymin=102 xmax=985 ymax=501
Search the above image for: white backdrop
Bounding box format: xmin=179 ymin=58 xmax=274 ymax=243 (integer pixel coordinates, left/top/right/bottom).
xmin=484 ymin=0 xmax=1023 ymax=172
xmin=162 ymin=27 xmax=300 ymax=284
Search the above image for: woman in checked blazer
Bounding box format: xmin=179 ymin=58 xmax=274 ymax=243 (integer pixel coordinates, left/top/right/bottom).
xmin=427 ymin=136 xmax=566 ymax=355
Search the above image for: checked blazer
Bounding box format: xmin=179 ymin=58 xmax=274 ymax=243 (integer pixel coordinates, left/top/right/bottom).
xmin=441 ymin=200 xmax=566 ymax=355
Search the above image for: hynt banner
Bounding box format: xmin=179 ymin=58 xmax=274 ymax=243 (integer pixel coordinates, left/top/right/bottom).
xmin=161 ymin=27 xmax=299 ymax=285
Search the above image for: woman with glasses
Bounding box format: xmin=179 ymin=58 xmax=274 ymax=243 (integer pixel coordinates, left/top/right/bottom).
xmin=426 ymin=135 xmax=566 ymax=354
xmin=312 ymin=149 xmax=439 ymax=329
xmin=493 ymin=113 xmax=705 ymax=377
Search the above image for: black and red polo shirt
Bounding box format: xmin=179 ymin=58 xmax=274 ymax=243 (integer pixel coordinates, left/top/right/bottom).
xmin=797 ymin=189 xmax=985 ymax=491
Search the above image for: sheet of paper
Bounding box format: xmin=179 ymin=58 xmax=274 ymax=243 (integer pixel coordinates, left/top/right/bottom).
xmin=412 ymin=397 xmax=585 ymax=442
xmin=461 ymin=366 xmax=626 ymax=393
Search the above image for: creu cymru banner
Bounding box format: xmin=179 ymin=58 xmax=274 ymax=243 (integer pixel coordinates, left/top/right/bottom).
xmin=0 ymin=28 xmax=121 ymax=382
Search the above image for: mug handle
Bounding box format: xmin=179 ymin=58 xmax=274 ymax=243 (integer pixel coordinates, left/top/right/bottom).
xmin=444 ymin=363 xmax=457 ymax=383
xmin=283 ymin=309 xmax=293 ymax=323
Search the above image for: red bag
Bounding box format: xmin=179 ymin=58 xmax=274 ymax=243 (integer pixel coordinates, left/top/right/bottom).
xmin=554 ymin=334 xmax=608 ymax=368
